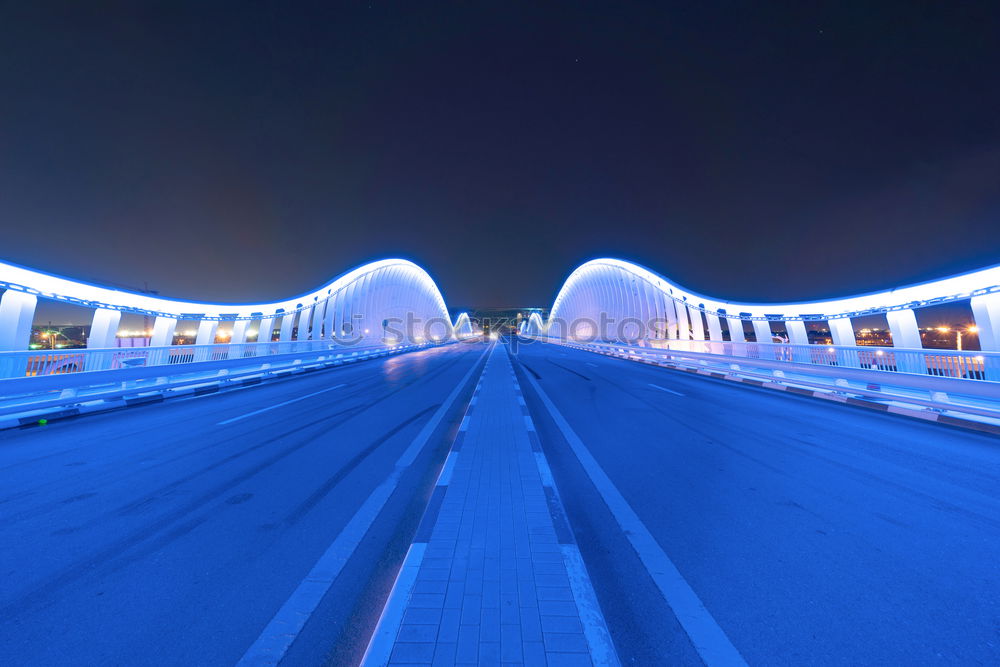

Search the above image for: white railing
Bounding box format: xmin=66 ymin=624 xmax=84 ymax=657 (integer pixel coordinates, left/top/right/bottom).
xmin=522 ymin=336 xmax=1000 ymax=422
xmin=547 ymin=338 xmax=1000 ymax=382
xmin=0 ymin=339 xmax=438 ymax=381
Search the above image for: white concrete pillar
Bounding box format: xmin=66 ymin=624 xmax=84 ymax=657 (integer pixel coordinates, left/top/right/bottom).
xmin=674 ymin=301 xmax=690 ymax=340
xmin=196 ymin=319 xmax=219 ymax=346
xmin=279 ymin=312 xmax=295 ymax=342
xmin=687 ymin=305 xmax=705 ymax=340
xmin=149 ymin=316 xmax=177 ymax=347
xmin=296 ymin=306 xmax=313 ymax=341
xmin=886 ymin=308 xmax=922 ymax=349
xmin=88 ymin=308 xmax=121 ymax=349
xmin=828 ymin=317 xmax=856 ymax=346
xmin=886 ymin=308 xmax=925 ymax=374
xmin=228 ymin=320 xmax=250 ymax=359
xmin=258 ymin=317 xmax=275 ymax=343
xmin=705 ymin=312 xmax=723 ymax=342
xmin=784 ymin=320 xmax=811 ymax=362
xmin=727 ymin=317 xmax=746 ymax=343
xmin=323 ymin=299 xmax=336 ymax=341
xmin=311 ymin=299 xmax=327 ymax=339
xmin=193 ymin=319 xmax=219 ymax=361
xmin=230 ymin=320 xmax=250 ymax=345
xmin=971 ymin=293 xmax=1000 ymax=352
xmin=0 ymin=290 xmax=37 ymax=351
xmin=785 ymin=320 xmax=809 ymax=345
xmin=752 ymin=320 xmax=773 ymax=344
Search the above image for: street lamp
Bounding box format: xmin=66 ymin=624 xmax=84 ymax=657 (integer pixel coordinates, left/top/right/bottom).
xmin=40 ymin=330 xmax=69 ymax=350
xmin=938 ymin=325 xmax=979 ymax=351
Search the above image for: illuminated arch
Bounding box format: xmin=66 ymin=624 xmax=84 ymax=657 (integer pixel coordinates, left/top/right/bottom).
xmin=0 ymin=258 xmax=458 ymax=350
xmin=527 ymin=258 xmax=1000 ymax=351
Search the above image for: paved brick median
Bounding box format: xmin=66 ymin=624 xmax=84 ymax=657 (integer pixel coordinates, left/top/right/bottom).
xmin=363 ymin=342 xmax=617 ymax=666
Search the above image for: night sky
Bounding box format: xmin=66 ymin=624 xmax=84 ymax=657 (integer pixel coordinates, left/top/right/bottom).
xmin=2 ymin=3 xmax=999 ymax=312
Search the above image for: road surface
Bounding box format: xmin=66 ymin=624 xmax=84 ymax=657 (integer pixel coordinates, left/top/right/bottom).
xmin=1 ymin=337 xmax=998 ymax=665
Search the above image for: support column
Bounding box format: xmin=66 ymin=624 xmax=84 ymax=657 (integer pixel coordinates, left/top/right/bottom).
xmin=149 ymin=316 xmax=177 ymax=347
xmin=0 ymin=290 xmax=37 ymax=378
xmin=785 ymin=320 xmax=809 ymax=345
xmin=84 ymin=308 xmax=121 ymax=370
xmin=727 ymin=317 xmax=746 ymax=343
xmin=687 ymin=305 xmax=705 ymax=341
xmin=828 ymin=318 xmax=856 ymax=347
xmin=279 ymin=312 xmax=295 ymax=342
xmin=705 ymin=312 xmax=723 ymax=342
xmin=195 ymin=319 xmax=219 ymax=345
xmin=88 ymin=308 xmax=121 ymax=349
xmin=0 ymin=290 xmax=37 ymax=351
xmin=886 ymin=309 xmax=921 ymax=349
xmin=230 ymin=320 xmax=250 ymax=345
xmin=971 ymin=293 xmax=1000 ymax=352
xmin=323 ymin=299 xmax=336 ymax=341
xmin=258 ymin=316 xmax=275 ymax=343
xmin=229 ymin=319 xmax=250 ymax=359
xmin=194 ymin=319 xmax=219 ymax=361
xmin=886 ymin=308 xmax=924 ymax=374
xmin=674 ymin=301 xmax=690 ymax=341
xmin=255 ymin=316 xmax=276 ymax=356
xmin=752 ymin=320 xmax=773 ymax=344
xmin=784 ymin=319 xmax=811 ymax=362
xmin=296 ymin=306 xmax=313 ymax=341
xmin=311 ymin=299 xmax=327 ymax=340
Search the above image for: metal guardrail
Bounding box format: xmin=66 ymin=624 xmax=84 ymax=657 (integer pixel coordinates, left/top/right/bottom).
xmin=0 ymin=339 xmax=437 ymax=380
xmin=552 ymin=338 xmax=1000 ymax=382
xmin=0 ymin=342 xmax=440 ymax=419
xmin=523 ymin=336 xmax=1000 ymax=416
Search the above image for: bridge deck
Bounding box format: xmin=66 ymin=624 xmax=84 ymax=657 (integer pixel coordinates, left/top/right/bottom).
xmin=365 ymin=343 xmax=614 ymax=666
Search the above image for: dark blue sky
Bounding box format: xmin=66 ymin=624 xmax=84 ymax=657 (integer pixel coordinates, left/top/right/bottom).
xmin=2 ymin=2 xmax=999 ymax=309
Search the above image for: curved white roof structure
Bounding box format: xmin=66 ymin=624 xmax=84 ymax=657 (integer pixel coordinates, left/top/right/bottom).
xmin=0 ymin=258 xmax=457 ymax=350
xmin=526 ymin=258 xmax=1000 ymax=351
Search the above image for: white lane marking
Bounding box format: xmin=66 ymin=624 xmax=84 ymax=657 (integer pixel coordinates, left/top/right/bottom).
xmin=649 ymin=382 xmax=685 ymax=397
xmin=360 ymin=543 xmax=426 ymax=666
xmin=217 ymin=384 xmax=345 ymax=425
xmin=586 ymin=362 xmax=598 ymax=368
xmin=237 ymin=345 xmax=489 ymax=666
xmin=562 ymin=544 xmax=619 ymax=667
xmin=525 ymin=371 xmax=747 ymax=667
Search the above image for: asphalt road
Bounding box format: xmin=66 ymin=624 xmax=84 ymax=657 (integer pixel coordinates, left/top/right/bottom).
xmin=511 ymin=337 xmax=1000 ymax=666
xmin=2 ymin=337 xmax=997 ymax=665
xmin=0 ymin=341 xmax=487 ymax=666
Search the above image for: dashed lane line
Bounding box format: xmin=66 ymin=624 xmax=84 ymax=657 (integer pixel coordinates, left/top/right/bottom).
xmin=216 ymin=384 xmax=345 ymax=425
xmin=648 ymin=382 xmax=685 ymax=397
